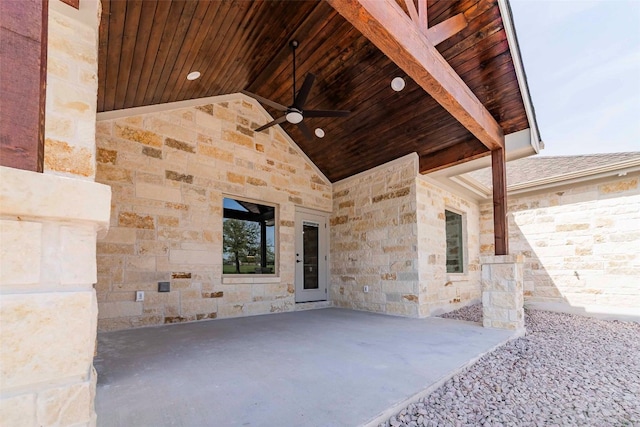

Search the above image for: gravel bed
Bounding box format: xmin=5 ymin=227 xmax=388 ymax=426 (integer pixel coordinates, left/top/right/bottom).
xmin=439 ymin=303 xmax=483 ymax=324
xmin=381 ymin=308 xmax=640 ymax=426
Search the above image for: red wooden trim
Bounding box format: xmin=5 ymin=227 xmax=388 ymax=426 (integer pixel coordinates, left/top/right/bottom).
xmin=492 ymin=148 xmax=509 ymax=255
xmin=60 ymin=0 xmax=80 ymax=10
xmin=0 ymin=0 xmax=48 ymax=172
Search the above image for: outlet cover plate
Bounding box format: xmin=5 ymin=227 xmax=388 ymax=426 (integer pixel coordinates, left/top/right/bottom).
xmin=158 ymin=281 xmax=170 ymax=292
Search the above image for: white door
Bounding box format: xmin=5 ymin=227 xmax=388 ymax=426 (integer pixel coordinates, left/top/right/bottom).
xmin=295 ymin=208 xmax=328 ymax=302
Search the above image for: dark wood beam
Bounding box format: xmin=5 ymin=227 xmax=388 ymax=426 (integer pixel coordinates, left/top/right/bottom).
xmin=427 ymin=13 xmax=468 ymax=46
xmin=491 ymin=147 xmax=508 ymax=255
xmin=0 ymin=0 xmax=48 ymax=172
xmin=326 ymin=0 xmax=505 ymax=151
xmin=419 ymin=140 xmax=490 ymax=174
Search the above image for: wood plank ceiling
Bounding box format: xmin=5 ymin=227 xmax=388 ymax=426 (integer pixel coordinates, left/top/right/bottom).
xmin=98 ymin=0 xmax=529 ymax=183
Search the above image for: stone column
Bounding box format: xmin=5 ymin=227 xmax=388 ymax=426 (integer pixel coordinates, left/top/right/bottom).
xmin=481 ymin=254 xmax=525 ymax=330
xmin=0 ymin=167 xmax=111 ymax=426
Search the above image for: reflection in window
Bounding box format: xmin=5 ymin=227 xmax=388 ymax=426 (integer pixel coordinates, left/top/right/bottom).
xmin=445 ymin=210 xmax=464 ymax=273
xmin=223 ymin=198 xmax=276 ymax=274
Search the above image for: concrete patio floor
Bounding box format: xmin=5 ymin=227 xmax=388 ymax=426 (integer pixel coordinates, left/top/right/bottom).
xmin=95 ymin=308 xmax=515 ymax=427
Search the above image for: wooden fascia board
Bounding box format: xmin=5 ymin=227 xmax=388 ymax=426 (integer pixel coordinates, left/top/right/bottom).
xmin=419 ymin=141 xmax=490 ymax=174
xmin=326 ymin=0 xmax=505 ymax=151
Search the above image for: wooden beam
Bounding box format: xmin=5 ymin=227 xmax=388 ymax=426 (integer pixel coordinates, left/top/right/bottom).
xmin=419 ymin=140 xmax=489 ymax=174
xmin=417 ymin=0 xmax=428 ymax=33
xmin=326 ymin=0 xmax=504 ymax=151
xmin=0 ymin=0 xmax=48 ymax=172
xmin=427 ymin=13 xmax=468 ymax=46
xmin=403 ymin=0 xmax=419 ymax=26
xmin=491 ymin=147 xmax=509 ymax=255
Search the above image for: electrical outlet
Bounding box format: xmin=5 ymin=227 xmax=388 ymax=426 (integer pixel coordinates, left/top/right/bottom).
xmin=136 ymin=291 xmax=144 ymax=302
xmin=363 ymin=285 xmax=369 ymax=293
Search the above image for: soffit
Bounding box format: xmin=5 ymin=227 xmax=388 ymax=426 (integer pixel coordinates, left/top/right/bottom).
xmin=98 ymin=0 xmax=529 ymax=182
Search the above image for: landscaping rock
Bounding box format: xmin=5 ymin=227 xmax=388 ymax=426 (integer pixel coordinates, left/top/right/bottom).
xmin=381 ymin=309 xmax=640 ymax=426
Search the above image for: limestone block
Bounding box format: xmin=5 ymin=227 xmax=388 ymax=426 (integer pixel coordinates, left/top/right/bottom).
xmin=0 ymin=220 xmax=42 ymax=286
xmin=0 ymin=393 xmax=36 ymax=426
xmin=136 ymin=182 xmax=182 ymax=203
xmin=169 ymin=249 xmax=216 ymax=265
xmin=59 ymin=225 xmax=97 ymax=285
xmin=0 ymin=292 xmax=95 ymax=390
xmin=0 ymin=166 xmax=111 ymax=228
xmin=37 ymin=382 xmax=91 ymax=426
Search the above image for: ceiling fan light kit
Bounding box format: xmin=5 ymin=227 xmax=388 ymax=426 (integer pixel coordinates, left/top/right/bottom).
xmin=286 ymin=110 xmax=303 ymax=124
xmin=241 ymin=40 xmax=350 ymax=139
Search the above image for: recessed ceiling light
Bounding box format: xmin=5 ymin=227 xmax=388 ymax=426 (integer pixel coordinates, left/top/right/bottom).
xmin=391 ymin=76 xmax=405 ymax=92
xmin=187 ymin=71 xmax=201 ymax=81
xmin=314 ymin=128 xmax=325 ymax=138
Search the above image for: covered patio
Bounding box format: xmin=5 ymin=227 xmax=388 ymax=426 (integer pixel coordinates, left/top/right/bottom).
xmin=95 ymin=308 xmax=515 ymax=427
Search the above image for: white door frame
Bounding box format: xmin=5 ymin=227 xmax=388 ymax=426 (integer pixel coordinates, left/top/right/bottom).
xmin=294 ymin=207 xmax=329 ymax=303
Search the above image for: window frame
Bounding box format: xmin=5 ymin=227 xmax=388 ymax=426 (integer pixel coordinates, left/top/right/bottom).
xmin=222 ymin=195 xmax=279 ymax=277
xmin=444 ymin=208 xmax=467 ymax=275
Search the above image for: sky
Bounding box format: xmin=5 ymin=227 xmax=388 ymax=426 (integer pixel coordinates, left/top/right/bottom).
xmin=509 ymin=0 xmax=640 ymax=156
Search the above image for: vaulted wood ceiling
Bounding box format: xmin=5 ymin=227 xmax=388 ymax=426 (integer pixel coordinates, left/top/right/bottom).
xmin=98 ymin=0 xmax=529 ymax=182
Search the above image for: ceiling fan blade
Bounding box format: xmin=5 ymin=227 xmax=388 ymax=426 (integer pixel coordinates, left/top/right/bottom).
xmin=294 ymin=73 xmax=315 ymax=109
xmin=297 ymin=120 xmax=314 ymax=140
xmin=304 ymin=109 xmax=350 ymax=118
xmin=241 ymin=90 xmax=287 ymax=111
xmin=255 ymin=115 xmax=287 ymax=132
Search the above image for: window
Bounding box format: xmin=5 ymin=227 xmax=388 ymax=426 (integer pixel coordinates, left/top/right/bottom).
xmin=445 ymin=210 xmax=464 ymax=273
xmin=223 ymin=197 xmax=276 ymax=275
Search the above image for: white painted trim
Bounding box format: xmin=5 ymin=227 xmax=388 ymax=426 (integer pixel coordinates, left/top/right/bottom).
xmin=333 ymin=152 xmax=419 ymax=187
xmin=497 ymin=0 xmax=543 ymax=153
xmin=96 ymin=93 xmax=243 ymax=121
xmin=96 ymin=93 xmax=332 ymax=185
xmin=418 ymin=174 xmax=487 ymax=202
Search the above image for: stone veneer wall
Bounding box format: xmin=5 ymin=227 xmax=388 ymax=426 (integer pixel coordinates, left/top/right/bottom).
xmin=0 ymin=1 xmax=108 ymax=426
xmin=44 ymin=1 xmax=99 ymax=179
xmin=480 ymin=173 xmax=640 ymax=316
xmin=330 ymin=154 xmax=482 ymax=317
xmin=416 ymin=177 xmax=481 ymax=316
xmin=95 ymin=98 xmax=332 ymax=331
xmin=330 ymin=155 xmax=420 ymax=316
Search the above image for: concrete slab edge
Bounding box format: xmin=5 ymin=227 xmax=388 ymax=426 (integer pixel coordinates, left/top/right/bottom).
xmin=361 ymin=327 xmax=526 ymax=427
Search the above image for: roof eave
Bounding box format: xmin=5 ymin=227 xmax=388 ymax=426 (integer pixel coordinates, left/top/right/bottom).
xmin=498 ymin=0 xmax=543 ymax=154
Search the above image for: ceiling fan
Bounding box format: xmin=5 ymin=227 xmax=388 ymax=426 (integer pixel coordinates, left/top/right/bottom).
xmin=242 ymin=40 xmax=350 ymax=139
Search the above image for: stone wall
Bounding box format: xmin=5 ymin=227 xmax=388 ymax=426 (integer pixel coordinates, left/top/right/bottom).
xmin=0 ymin=2 xmax=107 ymax=425
xmin=95 ymin=98 xmax=331 ymax=331
xmin=44 ymin=2 xmax=99 ymax=180
xmin=416 ymin=177 xmax=481 ymax=316
xmin=330 ymin=155 xmax=420 ymax=316
xmin=480 ymin=173 xmax=640 ymax=317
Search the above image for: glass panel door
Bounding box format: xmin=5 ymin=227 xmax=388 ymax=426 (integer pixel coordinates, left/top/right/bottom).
xmin=295 ymin=209 xmax=327 ymax=302
xmin=303 ymin=221 xmax=319 ymax=290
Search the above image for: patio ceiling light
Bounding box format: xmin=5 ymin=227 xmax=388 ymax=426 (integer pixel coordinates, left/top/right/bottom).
xmin=391 ymin=76 xmax=405 ymax=92
xmin=285 ymin=109 xmax=303 ymax=124
xmin=314 ymin=128 xmax=325 ymax=138
xmin=187 ymin=71 xmax=201 ymax=81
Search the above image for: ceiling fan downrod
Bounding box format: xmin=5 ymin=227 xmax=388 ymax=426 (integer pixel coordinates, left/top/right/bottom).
xmin=290 ymin=40 xmax=299 ymax=107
